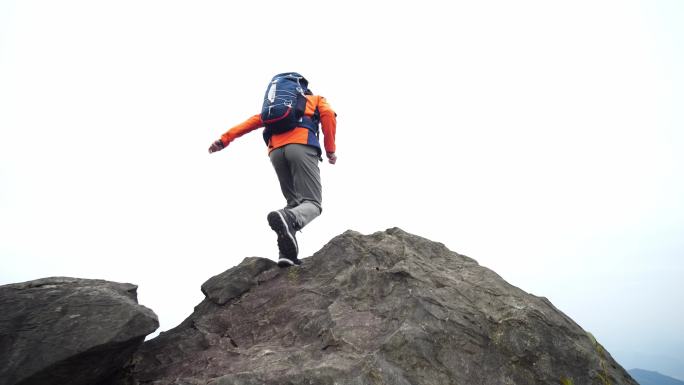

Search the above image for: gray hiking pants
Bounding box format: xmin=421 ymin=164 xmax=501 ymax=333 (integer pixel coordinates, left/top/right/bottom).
xmin=269 ymin=144 xmax=322 ymax=229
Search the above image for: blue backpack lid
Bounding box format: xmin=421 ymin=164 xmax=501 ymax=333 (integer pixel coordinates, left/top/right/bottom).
xmin=271 ymin=72 xmax=309 ymax=90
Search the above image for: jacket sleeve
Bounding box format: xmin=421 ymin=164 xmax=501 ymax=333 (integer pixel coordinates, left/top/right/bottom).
xmin=318 ymin=97 xmax=337 ymax=153
xmin=220 ymin=114 xmax=264 ymax=146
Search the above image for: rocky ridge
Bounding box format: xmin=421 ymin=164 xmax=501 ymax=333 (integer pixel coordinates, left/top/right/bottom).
xmin=114 ymin=228 xmax=637 ymax=385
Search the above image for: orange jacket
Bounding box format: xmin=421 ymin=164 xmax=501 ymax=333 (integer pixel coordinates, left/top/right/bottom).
xmin=220 ymin=95 xmax=336 ymax=154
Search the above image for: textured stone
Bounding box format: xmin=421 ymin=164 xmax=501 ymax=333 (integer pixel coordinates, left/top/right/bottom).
xmin=201 ymin=257 xmax=277 ymax=306
xmin=115 ymin=228 xmax=637 ymax=385
xmin=0 ymin=277 xmax=158 ymax=385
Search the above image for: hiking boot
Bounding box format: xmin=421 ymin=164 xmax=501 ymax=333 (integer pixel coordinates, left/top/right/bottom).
xmin=267 ymin=209 xmax=299 ymax=262
xmin=277 ymin=253 xmax=302 ymax=268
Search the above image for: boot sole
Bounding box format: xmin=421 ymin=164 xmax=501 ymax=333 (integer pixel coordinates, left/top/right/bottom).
xmin=277 ymin=257 xmax=301 ymax=268
xmin=277 ymin=258 xmax=294 ymax=268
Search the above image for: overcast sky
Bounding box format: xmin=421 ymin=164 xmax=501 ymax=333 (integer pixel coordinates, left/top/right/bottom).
xmin=1 ymin=0 xmax=682 ymax=380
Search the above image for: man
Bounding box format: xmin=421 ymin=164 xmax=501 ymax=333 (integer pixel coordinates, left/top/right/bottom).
xmin=208 ymin=73 xmax=337 ymax=267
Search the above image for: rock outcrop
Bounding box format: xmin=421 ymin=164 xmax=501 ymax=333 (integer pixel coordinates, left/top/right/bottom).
xmin=115 ymin=228 xmax=637 ymax=385
xmin=0 ymin=277 xmax=159 ymax=385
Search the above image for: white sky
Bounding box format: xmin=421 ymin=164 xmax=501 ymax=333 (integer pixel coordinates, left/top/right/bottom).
xmin=1 ymin=0 xmax=682 ymax=379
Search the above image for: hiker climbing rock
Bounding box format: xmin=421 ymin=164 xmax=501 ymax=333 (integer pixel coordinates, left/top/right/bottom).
xmin=209 ymin=72 xmax=337 ymax=267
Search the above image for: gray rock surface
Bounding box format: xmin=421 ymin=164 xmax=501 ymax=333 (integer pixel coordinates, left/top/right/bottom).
xmin=201 ymin=257 xmax=277 ymax=306
xmin=116 ymin=228 xmax=637 ymax=385
xmin=0 ymin=277 xmax=159 ymax=385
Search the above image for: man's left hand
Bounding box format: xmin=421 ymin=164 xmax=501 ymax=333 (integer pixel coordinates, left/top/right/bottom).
xmin=208 ymin=140 xmax=225 ymax=154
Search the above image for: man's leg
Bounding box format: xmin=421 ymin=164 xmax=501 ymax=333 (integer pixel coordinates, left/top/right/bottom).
xmin=268 ymin=147 xmax=301 ymax=265
xmin=283 ymin=144 xmax=322 ymax=229
xmin=269 ymin=146 xmax=298 ymax=208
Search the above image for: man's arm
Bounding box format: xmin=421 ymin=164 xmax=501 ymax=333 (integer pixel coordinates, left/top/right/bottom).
xmin=208 ymin=114 xmax=264 ymax=153
xmin=318 ymin=97 xmax=337 ymax=164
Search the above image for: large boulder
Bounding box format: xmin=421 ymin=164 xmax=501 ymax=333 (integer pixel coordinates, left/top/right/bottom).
xmin=0 ymin=277 xmax=159 ymax=385
xmin=116 ymin=228 xmax=637 ymax=385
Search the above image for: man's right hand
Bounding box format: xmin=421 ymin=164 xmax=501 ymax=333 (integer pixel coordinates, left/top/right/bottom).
xmin=208 ymin=140 xmax=225 ymax=154
xmin=326 ymin=152 xmax=337 ymax=165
